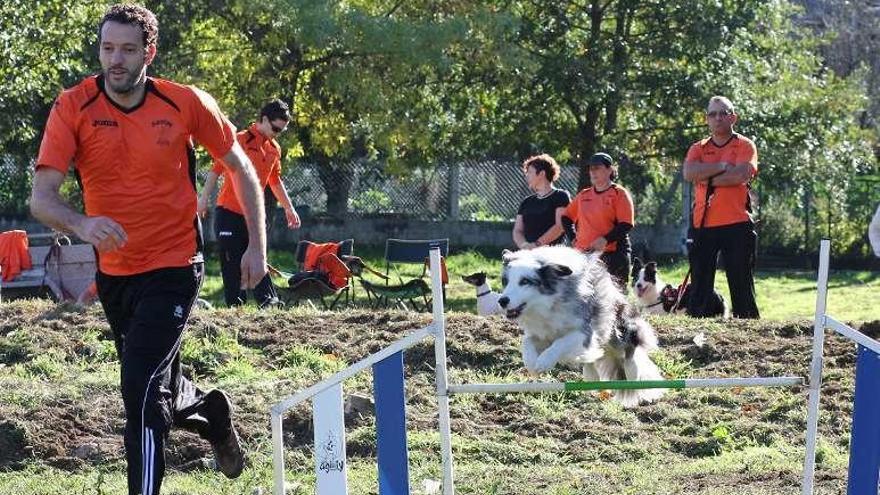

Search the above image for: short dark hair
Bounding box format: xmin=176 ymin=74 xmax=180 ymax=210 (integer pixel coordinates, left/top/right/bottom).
xmin=99 ymin=4 xmax=158 ymax=47
xmin=522 ymin=154 xmax=561 ymax=183
xmin=260 ymin=99 xmax=291 ymax=122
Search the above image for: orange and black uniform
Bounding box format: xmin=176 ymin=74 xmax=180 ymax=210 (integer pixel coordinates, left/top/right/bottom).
xmin=685 ymin=133 xmax=760 ymax=319
xmin=563 ymin=184 xmax=635 ymax=288
xmin=37 ymin=74 xmax=237 ymax=495
xmin=211 ymin=124 xmax=282 ymax=307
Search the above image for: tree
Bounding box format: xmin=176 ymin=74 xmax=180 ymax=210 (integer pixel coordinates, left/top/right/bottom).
xmin=0 ymin=1 xmax=104 ymax=216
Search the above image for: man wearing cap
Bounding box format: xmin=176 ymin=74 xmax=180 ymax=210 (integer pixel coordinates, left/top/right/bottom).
xmin=682 ymin=95 xmax=760 ymax=319
xmin=562 ymin=152 xmax=635 ymax=289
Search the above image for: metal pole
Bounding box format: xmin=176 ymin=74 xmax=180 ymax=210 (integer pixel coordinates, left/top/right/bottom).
xmin=825 ymin=316 xmax=880 ymax=356
xmin=802 ymin=239 xmax=831 ymax=495
xmin=271 ymin=410 xmax=285 ymax=495
xmin=429 ymin=248 xmax=455 ymax=495
xmin=448 ymin=376 xmax=803 ymax=395
xmin=271 ymin=325 xmax=435 ymax=415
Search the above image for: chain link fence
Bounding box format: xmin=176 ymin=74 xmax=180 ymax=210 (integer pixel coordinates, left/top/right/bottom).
xmin=4 ymin=153 xmax=877 ymax=256
xmin=280 ymin=160 xmax=583 ymax=222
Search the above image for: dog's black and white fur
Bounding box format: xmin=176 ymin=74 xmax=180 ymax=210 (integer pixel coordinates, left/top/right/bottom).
xmin=498 ymin=246 xmax=665 ymax=407
xmin=631 ymin=258 xmax=727 ymax=317
xmin=462 ymin=272 xmax=502 ymax=316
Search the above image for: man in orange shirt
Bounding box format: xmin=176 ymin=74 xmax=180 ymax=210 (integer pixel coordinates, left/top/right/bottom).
xmin=682 ymin=96 xmax=760 ymax=319
xmin=198 ymin=99 xmax=301 ymax=308
xmin=562 ymin=152 xmax=635 ymax=289
xmin=29 ymin=5 xmax=263 ymax=494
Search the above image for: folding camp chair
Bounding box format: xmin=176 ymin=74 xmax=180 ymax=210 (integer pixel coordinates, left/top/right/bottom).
xmin=276 ymin=239 xmax=355 ymax=310
xmin=360 ymin=238 xmax=449 ymax=311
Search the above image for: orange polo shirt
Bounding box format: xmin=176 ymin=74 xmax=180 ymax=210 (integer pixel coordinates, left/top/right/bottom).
xmin=212 ymin=124 xmax=282 ymax=215
xmin=36 ymin=75 xmax=236 ymax=276
xmin=686 ymin=133 xmax=758 ymax=228
xmin=563 ymin=184 xmax=634 ymax=253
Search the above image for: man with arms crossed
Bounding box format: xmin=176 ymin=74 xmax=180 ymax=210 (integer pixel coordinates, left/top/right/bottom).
xmin=30 ymin=5 xmax=265 ymax=494
xmin=682 ymin=96 xmax=760 ymax=319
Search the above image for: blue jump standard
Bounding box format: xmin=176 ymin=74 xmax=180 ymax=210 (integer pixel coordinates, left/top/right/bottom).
xmin=847 ymin=345 xmax=880 ymax=495
xmin=374 ymin=350 xmax=411 ymax=495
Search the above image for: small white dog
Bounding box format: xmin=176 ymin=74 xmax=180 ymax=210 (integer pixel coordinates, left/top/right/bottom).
xmin=498 ymin=246 xmax=665 ymax=407
xmin=461 ymin=272 xmax=502 ymax=316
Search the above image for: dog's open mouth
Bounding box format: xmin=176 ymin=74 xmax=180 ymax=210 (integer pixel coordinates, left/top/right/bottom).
xmin=505 ymin=302 xmax=526 ymax=319
xmin=636 ymin=285 xmax=647 ymax=298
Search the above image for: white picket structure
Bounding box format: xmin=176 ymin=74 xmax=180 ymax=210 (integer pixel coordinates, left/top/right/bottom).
xmin=269 ymin=241 xmax=878 ymax=495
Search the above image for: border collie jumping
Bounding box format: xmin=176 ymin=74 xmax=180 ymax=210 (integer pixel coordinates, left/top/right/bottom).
xmin=631 ymin=258 xmax=727 ymax=317
xmin=461 ymin=272 xmax=502 ymax=316
xmin=498 ymin=246 xmax=665 ymax=407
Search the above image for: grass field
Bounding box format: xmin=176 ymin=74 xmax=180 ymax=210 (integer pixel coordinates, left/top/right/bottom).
xmin=201 ymin=247 xmax=880 ymax=321
xmin=0 ymin=247 xmax=877 ymax=494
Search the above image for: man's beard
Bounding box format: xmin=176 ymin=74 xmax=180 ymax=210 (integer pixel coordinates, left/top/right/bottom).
xmin=104 ymin=65 xmax=144 ymax=94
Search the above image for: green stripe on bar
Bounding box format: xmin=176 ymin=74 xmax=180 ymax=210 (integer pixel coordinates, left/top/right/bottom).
xmin=564 ymin=380 xmax=686 ymax=391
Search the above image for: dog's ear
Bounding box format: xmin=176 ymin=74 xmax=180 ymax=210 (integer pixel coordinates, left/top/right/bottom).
xmin=538 ymin=263 xmax=572 ymax=279
xmin=502 ymin=249 xmax=516 ymax=265
xmin=645 ymin=262 xmax=657 ymax=275
xmin=632 ymin=257 xmax=643 ymax=273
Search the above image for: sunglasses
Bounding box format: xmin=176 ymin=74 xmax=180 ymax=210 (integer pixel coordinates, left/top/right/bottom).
xmin=270 ymin=122 xmax=288 ymax=134
xmin=706 ymin=110 xmax=733 ymax=118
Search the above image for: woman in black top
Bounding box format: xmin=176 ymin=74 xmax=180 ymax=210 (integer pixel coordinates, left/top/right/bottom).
xmin=513 ymin=154 xmax=571 ymax=249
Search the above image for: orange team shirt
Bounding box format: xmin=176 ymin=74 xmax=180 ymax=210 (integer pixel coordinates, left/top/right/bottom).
xmin=211 ymin=123 xmax=282 ymax=215
xmin=563 ymin=184 xmax=634 ymax=253
xmin=686 ymin=133 xmax=758 ymax=228
xmin=36 ymin=75 xmax=236 ymax=276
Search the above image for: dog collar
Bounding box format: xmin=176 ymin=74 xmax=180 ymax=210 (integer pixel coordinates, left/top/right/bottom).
xmin=646 ymin=299 xmax=665 ymax=308
xmin=477 ymin=290 xmax=492 ymax=298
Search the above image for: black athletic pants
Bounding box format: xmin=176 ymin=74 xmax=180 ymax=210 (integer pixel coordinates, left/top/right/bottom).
xmin=686 ymin=221 xmax=760 ymax=319
xmin=96 ymin=264 xmax=216 ymax=495
xmin=214 ymin=206 xmax=277 ymax=307
xmin=600 ymin=244 xmax=631 ymax=293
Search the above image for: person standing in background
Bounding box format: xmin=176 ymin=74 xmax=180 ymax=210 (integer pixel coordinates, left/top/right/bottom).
xmin=198 ymin=99 xmax=301 ymax=308
xmin=682 ymin=95 xmax=760 ymax=319
xmin=513 ymin=154 xmax=571 ymax=250
xmin=562 ymin=152 xmax=635 ymax=290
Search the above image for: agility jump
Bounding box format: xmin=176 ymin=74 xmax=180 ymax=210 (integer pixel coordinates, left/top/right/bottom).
xmin=270 ymin=239 xmax=878 ymax=495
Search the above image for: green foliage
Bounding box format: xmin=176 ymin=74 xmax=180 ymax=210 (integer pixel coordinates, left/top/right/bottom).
xmin=459 ymin=193 xmax=505 ymax=222
xmin=1 ymin=0 xmax=876 ymax=255
xmin=349 ymin=188 xmax=392 ymax=213
xmin=0 ymin=0 xmax=103 ymax=215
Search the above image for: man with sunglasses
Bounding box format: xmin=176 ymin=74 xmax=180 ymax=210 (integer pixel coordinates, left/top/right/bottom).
xmin=198 ymin=99 xmax=301 ymax=308
xmin=682 ymin=96 xmax=760 ymax=319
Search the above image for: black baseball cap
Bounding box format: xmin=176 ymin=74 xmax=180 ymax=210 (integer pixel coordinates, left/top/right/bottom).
xmin=587 ymin=152 xmax=613 ymax=167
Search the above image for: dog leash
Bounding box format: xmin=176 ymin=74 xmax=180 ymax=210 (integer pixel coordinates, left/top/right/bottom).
xmin=646 ymin=298 xmax=665 ymax=309
xmin=674 ymin=168 xmax=722 ymax=313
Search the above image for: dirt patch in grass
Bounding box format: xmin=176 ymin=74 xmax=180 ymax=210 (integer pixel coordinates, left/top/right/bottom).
xmin=0 ymin=300 xmax=866 ymax=492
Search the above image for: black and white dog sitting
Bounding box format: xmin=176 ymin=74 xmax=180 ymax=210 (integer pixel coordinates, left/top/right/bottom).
xmin=461 ymin=272 xmax=502 ymax=316
xmin=498 ymin=246 xmax=665 ymax=407
xmin=631 ymin=258 xmax=727 ymax=317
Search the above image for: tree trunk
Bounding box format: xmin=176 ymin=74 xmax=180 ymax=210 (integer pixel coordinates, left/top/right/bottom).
xmin=316 ymin=157 xmax=354 ymax=218
xmin=577 ymin=103 xmax=601 ymax=189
